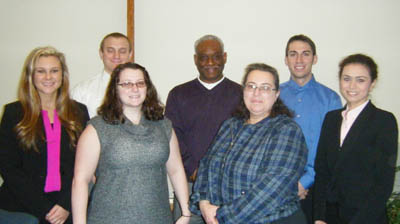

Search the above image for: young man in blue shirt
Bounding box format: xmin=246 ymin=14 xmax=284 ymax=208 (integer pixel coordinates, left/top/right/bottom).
xmin=280 ymin=34 xmax=342 ymax=224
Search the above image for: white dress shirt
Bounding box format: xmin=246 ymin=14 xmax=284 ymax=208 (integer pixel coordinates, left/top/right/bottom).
xmin=70 ymin=70 xmax=110 ymax=118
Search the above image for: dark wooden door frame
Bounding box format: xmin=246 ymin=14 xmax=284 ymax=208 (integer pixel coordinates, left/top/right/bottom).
xmin=127 ymin=0 xmax=134 ymax=61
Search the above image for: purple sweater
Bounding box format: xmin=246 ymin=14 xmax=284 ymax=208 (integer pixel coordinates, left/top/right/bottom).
xmin=165 ymin=78 xmax=242 ymax=177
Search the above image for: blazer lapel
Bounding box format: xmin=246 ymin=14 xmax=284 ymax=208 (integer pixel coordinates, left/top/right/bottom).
xmin=340 ymin=101 xmax=375 ymax=151
xmin=332 ymin=108 xmax=344 ymax=151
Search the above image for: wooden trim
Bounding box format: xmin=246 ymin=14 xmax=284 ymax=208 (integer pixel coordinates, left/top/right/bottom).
xmin=127 ymin=0 xmax=134 ymax=62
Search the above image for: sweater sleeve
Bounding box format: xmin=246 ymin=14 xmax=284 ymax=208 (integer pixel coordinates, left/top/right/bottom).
xmin=165 ymin=90 xmax=195 ymax=176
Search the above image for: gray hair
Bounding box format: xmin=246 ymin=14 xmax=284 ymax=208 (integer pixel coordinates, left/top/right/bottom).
xmin=194 ymin=34 xmax=225 ymax=53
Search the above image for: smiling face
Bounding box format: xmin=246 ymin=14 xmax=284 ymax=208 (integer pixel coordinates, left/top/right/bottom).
xmin=117 ymin=68 xmax=147 ymax=111
xmin=285 ymin=40 xmax=318 ymax=85
xmin=33 ymin=56 xmax=63 ymax=100
xmin=100 ymin=37 xmax=132 ymax=74
xmin=194 ymin=39 xmax=227 ymax=83
xmin=243 ymin=70 xmax=280 ymax=123
xmin=340 ymin=63 xmax=376 ymax=110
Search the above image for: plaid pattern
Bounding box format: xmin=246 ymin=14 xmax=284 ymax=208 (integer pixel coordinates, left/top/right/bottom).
xmin=190 ymin=115 xmax=308 ymax=223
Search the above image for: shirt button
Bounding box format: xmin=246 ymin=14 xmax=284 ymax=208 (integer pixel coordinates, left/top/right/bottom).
xmin=241 ymin=191 xmax=246 ymax=195
xmin=296 ymin=114 xmax=301 ymax=118
xmin=298 ymin=98 xmax=302 ymax=102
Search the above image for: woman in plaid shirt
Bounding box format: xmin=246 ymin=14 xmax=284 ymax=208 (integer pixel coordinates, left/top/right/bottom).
xmin=190 ymin=63 xmax=308 ymax=224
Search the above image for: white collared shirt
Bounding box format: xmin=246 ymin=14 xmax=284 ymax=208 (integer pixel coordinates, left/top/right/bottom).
xmin=70 ymin=70 xmax=111 ymax=118
xmin=197 ymin=76 xmax=225 ymax=90
xmin=340 ymin=100 xmax=369 ymax=146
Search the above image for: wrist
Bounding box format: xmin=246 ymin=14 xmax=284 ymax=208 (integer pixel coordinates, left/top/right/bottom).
xmin=199 ymin=200 xmax=210 ymax=206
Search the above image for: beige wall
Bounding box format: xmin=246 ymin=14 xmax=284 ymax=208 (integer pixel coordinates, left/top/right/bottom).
xmin=1 ymin=1 xmax=399 ymax=126
xmin=0 ymin=0 xmax=126 ymax=107
xmin=135 ymin=1 xmax=400 ymax=191
xmin=135 ymin=0 xmax=400 ymax=190
xmin=134 ymin=0 xmax=400 ymax=125
xmin=0 ymin=0 xmax=399 ymax=188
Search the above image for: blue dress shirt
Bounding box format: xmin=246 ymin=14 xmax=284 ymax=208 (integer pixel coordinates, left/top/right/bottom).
xmin=280 ymin=76 xmax=342 ymax=189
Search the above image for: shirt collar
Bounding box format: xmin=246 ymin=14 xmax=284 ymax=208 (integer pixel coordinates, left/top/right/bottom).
xmin=102 ymin=69 xmax=111 ymax=81
xmin=342 ymin=100 xmax=369 ymax=119
xmin=287 ymin=74 xmax=317 ymax=91
xmin=197 ymin=76 xmax=225 ymax=90
xmin=244 ymin=115 xmax=272 ymax=127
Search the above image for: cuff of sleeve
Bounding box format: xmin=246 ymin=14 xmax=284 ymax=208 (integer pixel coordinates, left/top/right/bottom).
xmin=299 ymin=176 xmax=313 ymax=189
xmin=216 ymin=205 xmax=238 ymax=223
xmin=189 ymin=193 xmax=208 ymax=216
xmin=199 ymin=192 xmax=208 ymax=201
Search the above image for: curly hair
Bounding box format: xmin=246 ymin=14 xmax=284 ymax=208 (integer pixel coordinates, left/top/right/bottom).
xmin=233 ymin=63 xmax=292 ymax=120
xmin=16 ymin=46 xmax=85 ymax=151
xmin=98 ymin=62 xmax=164 ymax=124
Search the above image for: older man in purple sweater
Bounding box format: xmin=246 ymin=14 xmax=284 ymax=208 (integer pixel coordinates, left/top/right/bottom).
xmin=165 ymin=34 xmax=241 ymax=224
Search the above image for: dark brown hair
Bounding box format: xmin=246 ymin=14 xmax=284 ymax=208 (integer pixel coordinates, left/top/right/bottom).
xmin=285 ymin=34 xmax=316 ymax=56
xmin=233 ymin=63 xmax=292 ymax=120
xmin=339 ymin=53 xmax=378 ymax=82
xmin=98 ymin=62 xmax=164 ymax=123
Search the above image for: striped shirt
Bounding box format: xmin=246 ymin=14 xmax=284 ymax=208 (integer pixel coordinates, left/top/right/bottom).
xmin=190 ymin=115 xmax=308 ymax=223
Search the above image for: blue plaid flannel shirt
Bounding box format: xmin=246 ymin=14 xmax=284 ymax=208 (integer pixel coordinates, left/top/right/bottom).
xmin=190 ymin=115 xmax=308 ymax=223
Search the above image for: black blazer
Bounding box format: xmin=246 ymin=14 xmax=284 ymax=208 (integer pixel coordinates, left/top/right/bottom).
xmin=0 ymin=101 xmax=89 ymax=223
xmin=313 ymin=101 xmax=398 ymax=223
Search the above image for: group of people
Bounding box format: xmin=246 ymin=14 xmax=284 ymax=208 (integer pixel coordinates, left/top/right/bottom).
xmin=0 ymin=32 xmax=397 ymax=224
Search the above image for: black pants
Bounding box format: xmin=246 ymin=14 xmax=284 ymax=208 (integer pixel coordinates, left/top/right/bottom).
xmin=300 ymin=186 xmax=313 ymax=224
xmin=271 ymin=209 xmax=307 ymax=224
xmin=325 ymin=202 xmax=348 ymax=224
xmin=324 ymin=202 xmax=388 ymax=224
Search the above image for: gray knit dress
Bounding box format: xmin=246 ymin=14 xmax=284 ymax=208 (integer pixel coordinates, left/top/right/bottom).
xmin=87 ymin=116 xmax=173 ymax=224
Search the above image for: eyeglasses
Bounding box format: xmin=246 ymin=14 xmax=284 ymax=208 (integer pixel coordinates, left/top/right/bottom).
xmin=117 ymin=81 xmax=146 ymax=89
xmin=244 ymin=83 xmax=276 ymax=94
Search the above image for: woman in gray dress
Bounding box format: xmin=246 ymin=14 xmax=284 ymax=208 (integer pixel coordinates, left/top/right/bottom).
xmin=71 ymin=62 xmax=191 ymax=224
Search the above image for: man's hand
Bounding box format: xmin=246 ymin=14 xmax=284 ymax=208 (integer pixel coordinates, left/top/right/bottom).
xmin=298 ymin=182 xmax=308 ymax=200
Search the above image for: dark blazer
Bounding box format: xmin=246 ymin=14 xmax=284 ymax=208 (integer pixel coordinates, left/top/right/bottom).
xmin=0 ymin=101 xmax=89 ymax=223
xmin=313 ymin=101 xmax=398 ymax=224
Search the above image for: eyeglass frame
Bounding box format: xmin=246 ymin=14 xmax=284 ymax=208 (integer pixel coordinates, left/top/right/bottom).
xmin=244 ymin=82 xmax=277 ymax=94
xmin=117 ymin=81 xmax=147 ymax=89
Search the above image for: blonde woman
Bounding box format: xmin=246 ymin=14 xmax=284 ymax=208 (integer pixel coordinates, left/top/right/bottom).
xmin=0 ymin=46 xmax=89 ymax=224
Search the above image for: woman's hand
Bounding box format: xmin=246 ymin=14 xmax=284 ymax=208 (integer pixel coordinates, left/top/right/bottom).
xmin=315 ymin=221 xmax=327 ymax=224
xmin=175 ymin=215 xmax=190 ymax=224
xmin=199 ymin=200 xmax=219 ymax=224
xmin=45 ymin=204 xmax=69 ymax=224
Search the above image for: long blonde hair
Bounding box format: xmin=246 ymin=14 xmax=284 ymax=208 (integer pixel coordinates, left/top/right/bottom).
xmin=16 ymin=46 xmax=85 ymax=151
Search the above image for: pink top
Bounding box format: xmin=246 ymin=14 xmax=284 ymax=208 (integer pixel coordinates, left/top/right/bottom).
xmin=42 ymin=110 xmax=62 ymax=192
